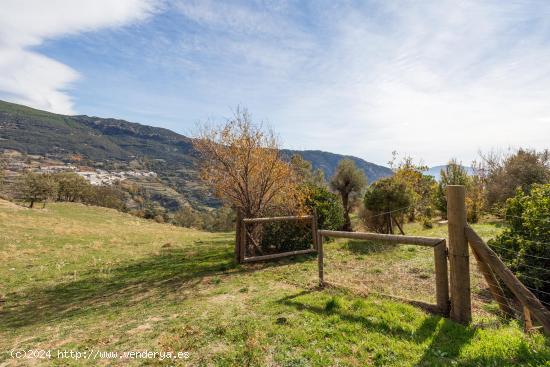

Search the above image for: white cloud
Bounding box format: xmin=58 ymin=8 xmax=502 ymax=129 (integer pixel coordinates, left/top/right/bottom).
xmin=2 ymin=0 xmax=548 ymax=165
xmin=255 ymin=1 xmax=550 ymax=165
xmin=0 ymin=0 xmax=159 ymax=114
xmin=167 ymin=0 xmax=550 ymax=164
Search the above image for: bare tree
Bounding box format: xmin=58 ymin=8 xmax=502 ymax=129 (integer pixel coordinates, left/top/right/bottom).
xmin=478 ymin=148 xmax=550 ymax=211
xmin=193 ymin=107 xmax=302 ymax=219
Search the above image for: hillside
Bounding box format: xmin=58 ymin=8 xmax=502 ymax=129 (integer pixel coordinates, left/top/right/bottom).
xmin=0 ymin=100 xmax=392 ymax=209
xmin=1 ymin=200 xmax=548 ymax=366
xmin=282 ymin=149 xmax=392 ymax=184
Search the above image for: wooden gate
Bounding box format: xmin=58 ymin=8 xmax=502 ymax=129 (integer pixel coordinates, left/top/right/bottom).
xmin=235 ymin=211 xmax=319 ymax=263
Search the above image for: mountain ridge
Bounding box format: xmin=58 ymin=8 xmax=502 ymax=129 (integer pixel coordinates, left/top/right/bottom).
xmin=0 ymin=99 xmax=392 ymax=208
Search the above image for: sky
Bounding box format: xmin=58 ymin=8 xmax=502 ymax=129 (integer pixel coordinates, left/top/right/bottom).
xmin=1 ymin=0 xmax=550 ymax=166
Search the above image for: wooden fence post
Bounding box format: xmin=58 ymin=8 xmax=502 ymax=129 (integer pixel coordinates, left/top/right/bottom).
xmin=524 ymin=306 xmax=533 ymax=333
xmin=447 ymin=185 xmax=472 ymax=324
xmin=240 ymin=218 xmax=246 ymax=262
xmin=434 ymin=240 xmax=450 ymax=316
xmin=318 ymin=235 xmax=324 ymax=287
xmin=235 ymin=209 xmax=242 ymax=263
xmin=312 ymin=208 xmax=319 ymax=251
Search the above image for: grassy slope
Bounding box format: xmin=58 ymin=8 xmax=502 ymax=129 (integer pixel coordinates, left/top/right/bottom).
xmin=0 ymin=200 xmax=548 ymax=366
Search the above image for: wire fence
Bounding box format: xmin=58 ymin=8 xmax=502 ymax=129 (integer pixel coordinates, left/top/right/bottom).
xmin=487 ymin=243 xmax=550 ymax=261
xmin=473 ymin=221 xmax=550 ymax=332
xmin=344 ymin=205 xmax=550 ymax=326
xmin=505 ymin=214 xmax=550 ymax=224
xmin=363 ymin=205 xmax=415 ymax=219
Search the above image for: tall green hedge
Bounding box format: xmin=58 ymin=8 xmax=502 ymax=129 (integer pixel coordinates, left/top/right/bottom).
xmin=489 ymin=184 xmax=550 ymax=304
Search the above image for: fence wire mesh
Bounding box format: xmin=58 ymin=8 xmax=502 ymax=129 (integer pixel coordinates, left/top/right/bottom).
xmin=243 ymin=219 xmax=314 ymax=258
xmin=322 ymin=239 xmax=440 ymax=305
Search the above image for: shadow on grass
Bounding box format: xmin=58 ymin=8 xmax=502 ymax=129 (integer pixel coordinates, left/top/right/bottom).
xmin=413 ymin=321 xmax=549 ymax=367
xmin=0 ymin=242 xmax=314 ymax=330
xmin=279 ymin=290 xmax=547 ymax=366
xmin=413 ymin=319 xmax=476 ymax=366
xmin=341 ymin=240 xmax=398 ymax=255
xmin=278 ymin=290 xmax=477 ymax=365
xmin=278 ymin=290 xmax=443 ymax=342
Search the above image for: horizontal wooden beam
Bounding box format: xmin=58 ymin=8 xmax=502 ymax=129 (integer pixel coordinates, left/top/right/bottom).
xmin=243 ymin=215 xmax=313 ymax=224
xmin=318 ymin=230 xmax=445 ymax=247
xmin=242 ymin=248 xmax=316 ymax=263
xmin=465 ymin=225 xmax=550 ymax=335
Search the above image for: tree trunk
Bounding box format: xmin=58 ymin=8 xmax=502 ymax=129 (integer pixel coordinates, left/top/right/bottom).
xmin=29 ymin=200 xmax=34 ymax=208
xmin=342 ymin=194 xmax=352 ymax=231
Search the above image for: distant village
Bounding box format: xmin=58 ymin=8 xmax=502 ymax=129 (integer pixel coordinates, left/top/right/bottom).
xmin=2 ymin=149 xmax=156 ymax=186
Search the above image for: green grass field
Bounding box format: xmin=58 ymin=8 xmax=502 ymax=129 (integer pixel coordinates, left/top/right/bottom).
xmin=1 ymin=200 xmax=549 ymax=366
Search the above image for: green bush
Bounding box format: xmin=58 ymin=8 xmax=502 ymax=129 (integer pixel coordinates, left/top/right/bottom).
xmin=489 ymin=184 xmax=550 ymax=304
xmin=303 ymin=184 xmax=345 ymax=231
xmin=173 ymin=206 xmax=202 ymax=228
xmin=85 ymin=184 xmax=126 ymax=211
xmin=363 ymin=178 xmax=412 ymax=233
xmin=201 ymin=206 xmax=236 ymax=232
xmin=53 ymin=172 xmax=92 ymax=202
xmin=259 ymin=184 xmax=344 ymax=254
xmin=173 ymin=205 xmax=235 ymax=232
xmin=19 ymin=172 xmax=58 ymax=208
xmin=260 ymin=220 xmax=312 ymax=253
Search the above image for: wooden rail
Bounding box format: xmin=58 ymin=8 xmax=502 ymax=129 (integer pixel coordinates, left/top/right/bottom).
xmin=317 ymin=230 xmax=445 ymax=247
xmin=465 ymin=225 xmax=550 ymax=335
xmin=470 ymin=245 xmax=516 ymax=317
xmin=243 ymin=215 xmax=313 ymax=224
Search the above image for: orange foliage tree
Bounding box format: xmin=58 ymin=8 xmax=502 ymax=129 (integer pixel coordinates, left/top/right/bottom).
xmin=193 ymin=108 xmax=303 ymax=219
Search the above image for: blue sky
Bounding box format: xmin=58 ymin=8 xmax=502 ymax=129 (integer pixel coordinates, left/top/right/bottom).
xmin=1 ymin=0 xmax=550 ymax=166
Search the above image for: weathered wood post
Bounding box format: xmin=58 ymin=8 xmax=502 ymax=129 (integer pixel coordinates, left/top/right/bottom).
xmin=318 ymin=235 xmax=324 ymax=287
xmin=312 ymin=208 xmax=319 ymax=251
xmin=524 ymin=306 xmax=533 ymax=333
xmin=239 ymin=217 xmax=247 ymax=262
xmin=235 ymin=209 xmax=242 ymax=263
xmin=447 ymin=185 xmax=472 ymax=324
xmin=434 ymin=240 xmax=450 ymax=316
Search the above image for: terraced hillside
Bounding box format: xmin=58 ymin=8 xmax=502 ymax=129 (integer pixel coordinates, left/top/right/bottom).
xmin=0 ymin=100 xmax=392 ymax=210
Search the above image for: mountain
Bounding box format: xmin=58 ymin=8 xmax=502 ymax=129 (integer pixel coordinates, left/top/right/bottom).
xmin=0 ymin=99 xmax=392 ymax=208
xmin=424 ymin=165 xmax=474 ymax=181
xmin=282 ymin=149 xmax=391 ymax=183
